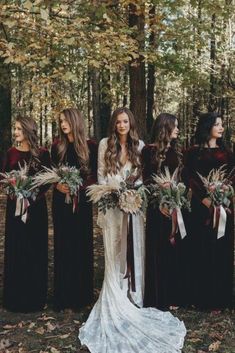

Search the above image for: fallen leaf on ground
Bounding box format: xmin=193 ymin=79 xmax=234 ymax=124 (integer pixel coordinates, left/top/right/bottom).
xmin=0 ymin=338 xmax=11 ymax=350
xmin=208 ymin=341 xmax=221 ymax=351
xmin=50 ymin=347 xmax=60 ymax=353
xmin=45 ymin=322 xmax=57 ymax=332
xmin=35 ymin=327 xmax=45 ymax=335
xmin=3 ymin=324 xmax=17 ymax=330
xmin=59 ymin=333 xmax=70 ymax=339
xmin=28 ymin=322 xmax=36 ymax=329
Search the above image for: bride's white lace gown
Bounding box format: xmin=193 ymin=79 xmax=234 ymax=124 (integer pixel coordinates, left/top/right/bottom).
xmin=79 ymin=138 xmax=186 ymax=353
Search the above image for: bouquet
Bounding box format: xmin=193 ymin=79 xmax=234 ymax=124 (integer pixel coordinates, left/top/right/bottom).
xmin=0 ymin=162 xmax=39 ymax=223
xmin=197 ymin=164 xmax=234 ymax=238
xmin=149 ymin=167 xmax=190 ymax=244
xmin=86 ymin=173 xmax=148 ymax=215
xmin=32 ymin=164 xmax=83 ymax=212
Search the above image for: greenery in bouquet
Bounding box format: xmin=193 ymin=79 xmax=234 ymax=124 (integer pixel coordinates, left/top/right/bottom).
xmin=87 ymin=172 xmax=148 ymax=215
xmin=149 ymin=167 xmax=191 ymax=213
xmin=32 ymin=164 xmax=83 ymax=200
xmin=0 ymin=161 xmax=38 ymax=201
xmin=197 ymin=164 xmax=234 ymax=207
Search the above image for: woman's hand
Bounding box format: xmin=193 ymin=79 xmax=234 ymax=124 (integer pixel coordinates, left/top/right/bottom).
xmin=160 ymin=206 xmax=171 ymax=218
xmin=202 ymin=197 xmax=212 ymax=208
xmin=56 ymin=183 xmax=70 ymax=194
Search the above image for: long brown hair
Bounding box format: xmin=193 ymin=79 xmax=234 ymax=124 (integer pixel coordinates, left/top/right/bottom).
xmin=57 ymin=108 xmax=89 ymax=168
xmin=151 ymin=113 xmax=180 ymax=169
xmin=104 ymin=107 xmax=141 ymax=175
xmin=15 ymin=116 xmax=39 ymax=159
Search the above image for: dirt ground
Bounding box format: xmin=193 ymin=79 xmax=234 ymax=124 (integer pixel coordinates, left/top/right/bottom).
xmin=0 ymin=193 xmax=234 ymax=353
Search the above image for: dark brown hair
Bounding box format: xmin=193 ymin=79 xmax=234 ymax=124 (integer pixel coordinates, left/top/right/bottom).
xmin=15 ymin=116 xmax=39 ymax=158
xmin=151 ymin=113 xmax=180 ymax=169
xmin=57 ymin=108 xmax=89 ymax=168
xmin=104 ymin=107 xmax=141 ymax=175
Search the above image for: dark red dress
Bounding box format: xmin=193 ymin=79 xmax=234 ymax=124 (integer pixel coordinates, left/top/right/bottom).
xmin=142 ymin=145 xmax=190 ymax=310
xmin=183 ymin=146 xmax=234 ymax=309
xmin=51 ymin=140 xmax=97 ymax=310
xmin=3 ymin=147 xmax=50 ymax=312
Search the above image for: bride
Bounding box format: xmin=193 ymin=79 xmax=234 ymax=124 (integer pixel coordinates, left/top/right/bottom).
xmin=79 ymin=107 xmax=186 ymax=353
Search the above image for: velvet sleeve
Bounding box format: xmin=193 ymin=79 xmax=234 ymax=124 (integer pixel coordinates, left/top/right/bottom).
xmin=36 ymin=148 xmax=52 ymax=197
xmin=141 ymin=146 xmax=153 ymax=185
xmin=3 ymin=149 xmax=13 ymax=173
xmin=227 ymin=149 xmax=235 ymax=188
xmin=51 ymin=142 xmax=60 ymax=167
xmin=183 ymin=148 xmax=207 ymax=202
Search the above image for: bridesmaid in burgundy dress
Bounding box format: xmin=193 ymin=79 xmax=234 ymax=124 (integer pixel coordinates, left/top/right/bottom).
xmin=51 ymin=108 xmax=97 ymax=311
xmin=142 ymin=113 xmax=190 ymax=310
xmin=183 ymin=112 xmax=234 ymax=310
xmin=3 ymin=116 xmax=50 ymax=312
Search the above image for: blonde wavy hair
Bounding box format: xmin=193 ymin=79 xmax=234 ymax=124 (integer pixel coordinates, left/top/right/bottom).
xmin=57 ymin=108 xmax=89 ymax=169
xmin=104 ymin=107 xmax=141 ymax=176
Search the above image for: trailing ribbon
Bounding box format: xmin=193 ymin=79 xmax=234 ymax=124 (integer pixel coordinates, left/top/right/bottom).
xmin=176 ymin=207 xmax=187 ymax=239
xmin=213 ymin=205 xmax=227 ymax=239
xmin=72 ymin=193 xmax=80 ymax=213
xmin=169 ymin=207 xmax=187 ymax=246
xmin=65 ymin=188 xmax=80 ymax=213
xmin=65 ymin=193 xmax=72 ymax=204
xmin=120 ymin=213 xmax=136 ymax=292
xmin=15 ymin=194 xmax=30 ymax=223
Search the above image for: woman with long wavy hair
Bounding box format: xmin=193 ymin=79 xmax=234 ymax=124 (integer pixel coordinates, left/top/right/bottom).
xmin=3 ymin=116 xmax=50 ymax=312
xmin=184 ymin=112 xmax=234 ymax=310
xmin=51 ymin=108 xmax=97 ymax=311
xmin=79 ymin=108 xmax=186 ymax=353
xmin=142 ymin=113 xmax=188 ymax=310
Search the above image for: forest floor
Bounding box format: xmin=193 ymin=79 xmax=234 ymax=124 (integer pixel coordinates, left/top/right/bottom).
xmin=0 ymin=194 xmax=234 ymax=353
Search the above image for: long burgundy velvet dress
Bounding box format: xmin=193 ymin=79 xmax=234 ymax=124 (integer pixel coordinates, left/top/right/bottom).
xmin=51 ymin=140 xmax=97 ymax=311
xmin=3 ymin=147 xmax=50 ymax=312
xmin=184 ymin=146 xmax=234 ymax=310
xmin=142 ymin=145 xmax=190 ymax=310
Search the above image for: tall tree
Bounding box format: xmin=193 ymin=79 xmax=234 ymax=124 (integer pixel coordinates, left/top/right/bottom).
xmin=129 ymin=2 xmax=146 ymax=138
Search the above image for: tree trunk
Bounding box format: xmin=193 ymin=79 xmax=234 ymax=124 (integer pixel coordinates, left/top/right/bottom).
xmin=129 ymin=3 xmax=146 ymax=139
xmin=91 ymin=68 xmax=101 ymax=141
xmin=146 ymin=5 xmax=156 ymax=138
xmin=100 ymin=69 xmax=111 ymax=138
xmin=208 ymin=13 xmax=217 ymax=111
xmin=0 ymin=58 xmax=11 ymax=154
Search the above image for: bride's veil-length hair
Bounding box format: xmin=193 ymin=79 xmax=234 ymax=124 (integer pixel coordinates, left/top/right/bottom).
xmin=104 ymin=107 xmax=141 ymax=176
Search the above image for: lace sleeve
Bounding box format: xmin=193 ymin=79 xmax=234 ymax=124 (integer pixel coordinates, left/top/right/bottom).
xmin=98 ymin=138 xmax=108 ymax=185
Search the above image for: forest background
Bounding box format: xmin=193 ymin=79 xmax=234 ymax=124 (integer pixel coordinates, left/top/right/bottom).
xmin=1 ymin=0 xmax=235 ymax=151
xmin=0 ymin=1 xmax=235 ymax=353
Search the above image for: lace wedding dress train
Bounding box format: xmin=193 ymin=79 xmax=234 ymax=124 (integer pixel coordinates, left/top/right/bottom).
xmin=79 ymin=138 xmax=186 ymax=353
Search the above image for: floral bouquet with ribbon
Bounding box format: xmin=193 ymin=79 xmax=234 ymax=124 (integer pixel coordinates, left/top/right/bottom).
xmin=86 ymin=173 xmax=148 ymax=215
xmin=32 ymin=164 xmax=83 ymax=212
xmin=87 ymin=173 xmax=148 ymax=292
xmin=197 ymin=164 xmax=234 ymax=239
xmin=150 ymin=167 xmax=190 ymax=245
xmin=0 ymin=162 xmax=39 ymax=223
